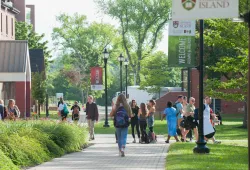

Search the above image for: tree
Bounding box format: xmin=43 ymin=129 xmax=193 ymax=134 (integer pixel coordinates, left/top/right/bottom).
xmin=52 ymin=13 xmax=122 ymax=100
xmin=203 ymin=18 xmax=249 ymax=127
xmin=95 ymin=0 xmax=171 ymax=84
xmin=31 ymin=71 xmax=46 ymax=116
xmin=15 ymin=21 xmax=52 ymax=67
xmin=140 ymin=51 xmax=181 ymax=97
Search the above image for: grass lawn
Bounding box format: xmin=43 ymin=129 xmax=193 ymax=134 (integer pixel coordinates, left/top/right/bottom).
xmin=95 ymin=119 xmax=167 ymax=135
xmin=166 ymin=143 xmax=248 ymax=170
xmin=166 ymin=113 xmax=248 ymax=170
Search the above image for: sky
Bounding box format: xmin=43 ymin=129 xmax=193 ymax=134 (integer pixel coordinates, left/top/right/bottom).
xmin=26 ymin=0 xmax=168 ymax=57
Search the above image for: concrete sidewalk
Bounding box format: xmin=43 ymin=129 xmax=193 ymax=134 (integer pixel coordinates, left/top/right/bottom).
xmin=28 ymin=134 xmax=169 ymax=170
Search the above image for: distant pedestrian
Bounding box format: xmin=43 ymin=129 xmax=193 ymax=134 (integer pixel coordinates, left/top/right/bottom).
xmin=138 ymin=103 xmax=148 ymax=143
xmin=7 ymin=99 xmax=20 ymax=120
xmin=86 ymin=95 xmax=99 ymax=141
xmin=148 ymin=100 xmax=156 ymax=142
xmin=0 ymin=99 xmax=6 ymax=120
xmin=112 ymin=96 xmax=118 ymax=143
xmin=71 ymin=101 xmax=81 ymax=122
xmin=110 ymin=94 xmax=132 ymax=157
xmin=175 ymin=96 xmax=184 ymax=137
xmin=203 ymin=97 xmax=216 ymax=142
xmin=162 ymin=101 xmax=180 ymax=143
xmin=182 ymin=97 xmax=198 ymax=142
xmin=130 ymin=99 xmax=141 ymax=143
xmin=57 ymin=97 xmax=69 ymax=121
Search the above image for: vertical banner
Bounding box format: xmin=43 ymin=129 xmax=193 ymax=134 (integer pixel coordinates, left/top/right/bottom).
xmin=168 ymin=36 xmax=195 ymax=67
xmin=91 ymin=67 xmax=103 ymax=90
xmin=168 ymin=20 xmax=196 ymax=67
xmin=172 ymin=0 xmax=239 ymax=20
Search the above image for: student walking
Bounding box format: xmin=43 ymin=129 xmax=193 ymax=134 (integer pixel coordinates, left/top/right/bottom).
xmin=71 ymin=101 xmax=81 ymax=122
xmin=162 ymin=101 xmax=180 ymax=143
xmin=110 ymin=94 xmax=132 ymax=157
xmin=86 ymin=95 xmax=99 ymax=141
xmin=130 ymin=100 xmax=141 ymax=143
xmin=138 ymin=103 xmax=148 ymax=143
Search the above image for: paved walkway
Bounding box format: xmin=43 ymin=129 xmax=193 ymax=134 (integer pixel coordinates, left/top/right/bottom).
xmin=29 ymin=134 xmax=169 ymax=170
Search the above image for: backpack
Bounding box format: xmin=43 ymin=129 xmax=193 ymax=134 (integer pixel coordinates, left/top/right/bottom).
xmin=73 ymin=106 xmax=79 ymax=114
xmin=114 ymin=106 xmax=129 ymax=128
xmin=194 ymin=105 xmax=206 ymax=121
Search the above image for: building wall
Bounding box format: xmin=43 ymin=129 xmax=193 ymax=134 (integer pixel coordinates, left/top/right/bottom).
xmin=0 ymin=7 xmax=15 ymax=40
xmin=11 ymin=0 xmax=25 ymax=22
xmin=15 ymin=82 xmax=26 ymax=118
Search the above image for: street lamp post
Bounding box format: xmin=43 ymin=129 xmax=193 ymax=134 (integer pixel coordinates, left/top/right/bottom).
xmin=103 ymin=48 xmax=110 ymax=127
xmin=193 ymin=19 xmax=210 ymax=154
xmin=118 ymin=54 xmax=124 ymax=94
xmin=124 ymin=58 xmax=129 ymax=98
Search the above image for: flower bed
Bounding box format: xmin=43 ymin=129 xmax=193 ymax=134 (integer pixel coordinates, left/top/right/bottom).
xmin=0 ymin=120 xmax=88 ymax=170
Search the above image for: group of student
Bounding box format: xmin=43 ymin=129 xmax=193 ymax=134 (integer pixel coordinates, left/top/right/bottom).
xmin=162 ymin=95 xmax=221 ymax=144
xmin=110 ymin=94 xmax=157 ymax=157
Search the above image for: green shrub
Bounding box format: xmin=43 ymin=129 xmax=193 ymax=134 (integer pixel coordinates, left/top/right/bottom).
xmin=0 ymin=120 xmax=88 ymax=169
xmin=0 ymin=149 xmax=19 ymax=170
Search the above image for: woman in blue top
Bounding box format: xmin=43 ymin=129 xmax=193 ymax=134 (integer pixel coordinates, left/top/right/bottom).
xmin=162 ymin=101 xmax=180 ymax=143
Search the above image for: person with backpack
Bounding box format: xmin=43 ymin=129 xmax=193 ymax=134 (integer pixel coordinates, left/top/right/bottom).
xmin=71 ymin=101 xmax=81 ymax=122
xmin=130 ymin=100 xmax=141 ymax=143
xmin=110 ymin=94 xmax=132 ymax=157
xmin=7 ymin=99 xmax=20 ymax=120
xmin=138 ymin=103 xmax=148 ymax=143
xmin=86 ymin=95 xmax=99 ymax=141
xmin=162 ymin=101 xmax=180 ymax=143
xmin=182 ymin=97 xmax=198 ymax=142
xmin=148 ymin=100 xmax=156 ymax=143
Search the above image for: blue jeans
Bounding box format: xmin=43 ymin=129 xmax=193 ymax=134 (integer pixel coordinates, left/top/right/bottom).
xmin=116 ymin=127 xmax=128 ymax=149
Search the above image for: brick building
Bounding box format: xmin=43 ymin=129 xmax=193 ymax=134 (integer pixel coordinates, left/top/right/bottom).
xmin=0 ymin=0 xmax=31 ymax=117
xmin=156 ymin=69 xmax=244 ymax=115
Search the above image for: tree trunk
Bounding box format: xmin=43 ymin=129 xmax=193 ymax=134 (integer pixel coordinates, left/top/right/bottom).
xmin=38 ymin=103 xmax=41 ymax=117
xmin=243 ymin=101 xmax=247 ymax=128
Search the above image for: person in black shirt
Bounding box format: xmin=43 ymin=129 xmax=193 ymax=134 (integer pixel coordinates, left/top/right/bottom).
xmin=130 ymin=99 xmax=141 ymax=143
xmin=71 ymin=101 xmax=81 ymax=121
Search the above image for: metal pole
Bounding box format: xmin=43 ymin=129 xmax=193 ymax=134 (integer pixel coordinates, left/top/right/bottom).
xmin=193 ymin=19 xmax=209 ymax=154
xmin=104 ymin=58 xmax=110 ymax=127
xmin=248 ymin=13 xmax=250 ymax=170
xmin=46 ymin=93 xmax=49 ymax=117
xmin=188 ymin=68 xmax=191 ymax=99
xmin=125 ymin=65 xmax=128 ymax=98
xmin=120 ymin=61 xmax=122 ymax=93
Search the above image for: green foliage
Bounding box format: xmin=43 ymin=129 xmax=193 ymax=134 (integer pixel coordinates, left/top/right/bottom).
xmin=31 ymin=71 xmax=46 ymax=105
xmin=52 ymin=13 xmax=121 ymax=99
xmin=140 ymin=51 xmax=181 ymax=94
xmin=205 ymin=56 xmax=247 ymax=102
xmin=95 ymin=0 xmax=172 ymax=84
xmin=0 ymin=121 xmax=88 ymax=169
xmin=15 ymin=22 xmax=52 ymax=67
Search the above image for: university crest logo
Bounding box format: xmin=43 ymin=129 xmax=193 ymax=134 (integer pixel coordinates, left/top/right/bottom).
xmin=173 ymin=21 xmax=179 ymax=28
xmin=182 ymin=0 xmax=196 ymax=11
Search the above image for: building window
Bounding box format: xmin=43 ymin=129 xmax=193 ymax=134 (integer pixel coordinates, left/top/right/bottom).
xmin=11 ymin=18 xmax=13 ymax=36
xmin=6 ymin=15 xmax=8 ymax=35
xmin=1 ymin=13 xmax=2 ymax=33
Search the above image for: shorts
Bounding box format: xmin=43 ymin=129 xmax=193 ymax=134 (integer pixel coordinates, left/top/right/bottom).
xmin=177 ymin=113 xmax=183 ymax=120
xmin=184 ymin=116 xmax=197 ymax=130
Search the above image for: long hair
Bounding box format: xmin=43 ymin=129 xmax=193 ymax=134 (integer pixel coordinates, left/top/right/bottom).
xmin=140 ymin=103 xmax=147 ymax=117
xmin=149 ymin=100 xmax=156 ymax=107
xmin=116 ymin=94 xmax=132 ymax=116
xmin=130 ymin=99 xmax=136 ymax=108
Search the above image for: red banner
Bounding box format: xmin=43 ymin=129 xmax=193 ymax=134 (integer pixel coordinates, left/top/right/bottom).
xmin=90 ymin=67 xmax=103 ymax=90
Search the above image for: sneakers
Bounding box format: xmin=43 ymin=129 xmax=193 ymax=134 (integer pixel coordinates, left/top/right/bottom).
xmin=213 ymin=140 xmax=221 ymax=144
xmin=165 ymin=140 xmax=169 ymax=143
xmin=132 ymin=139 xmax=136 ymax=143
xmin=121 ymin=148 xmax=125 ymax=157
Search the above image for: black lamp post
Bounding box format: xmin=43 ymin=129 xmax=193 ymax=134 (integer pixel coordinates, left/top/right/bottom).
xmin=193 ymin=20 xmax=210 ymax=154
xmin=103 ymin=48 xmax=110 ymax=127
xmin=118 ymin=54 xmax=124 ymax=94
xmin=124 ymin=58 xmax=129 ymax=98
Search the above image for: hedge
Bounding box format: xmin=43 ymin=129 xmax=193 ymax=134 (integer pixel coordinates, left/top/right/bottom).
xmin=0 ymin=120 xmax=88 ymax=170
